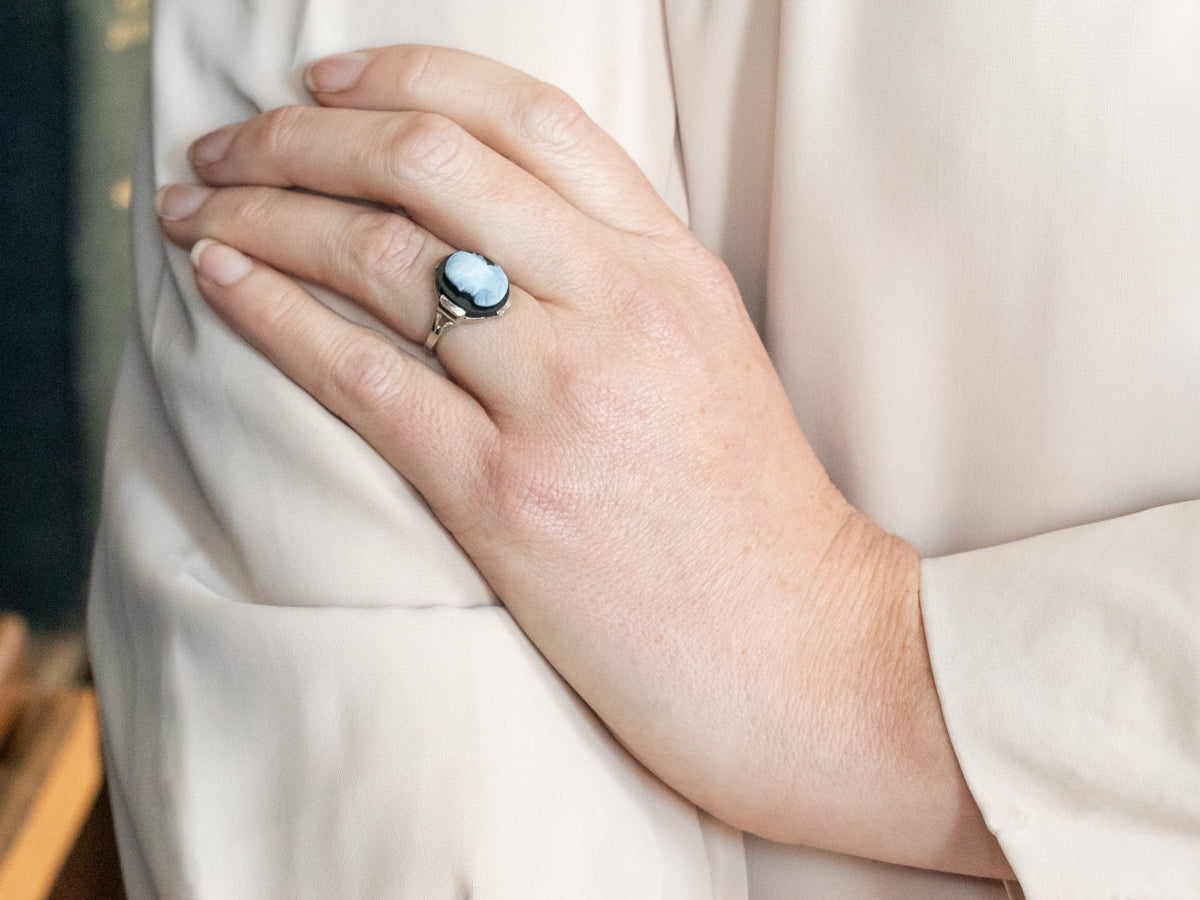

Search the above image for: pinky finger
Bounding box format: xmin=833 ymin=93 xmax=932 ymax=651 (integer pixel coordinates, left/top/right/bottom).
xmin=190 ymin=238 xmax=495 ymax=516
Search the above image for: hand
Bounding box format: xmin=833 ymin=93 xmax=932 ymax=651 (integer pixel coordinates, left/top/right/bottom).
xmin=156 ymin=45 xmax=1011 ymax=878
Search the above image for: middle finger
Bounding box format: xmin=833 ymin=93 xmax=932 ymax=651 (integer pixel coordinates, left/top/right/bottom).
xmin=189 ymin=106 xmax=612 ymax=306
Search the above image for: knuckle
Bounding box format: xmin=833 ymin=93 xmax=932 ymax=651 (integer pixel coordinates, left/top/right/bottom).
xmin=245 ymin=283 xmax=303 ymax=336
xmin=614 ymin=273 xmax=696 ymax=357
xmin=225 ymin=188 xmax=275 ymax=232
xmin=258 ymin=104 xmax=308 ymax=158
xmin=514 ymin=81 xmax=591 ymax=149
xmin=608 ymin=266 xmax=671 ymax=319
xmin=385 ymin=112 xmax=470 ymax=184
xmin=690 ymin=252 xmax=739 ymax=297
xmin=484 ymin=449 xmax=585 ymax=540
xmin=350 ymin=214 xmax=427 ymax=289
xmin=549 ymin=352 xmax=615 ymax=419
xmin=684 ymin=253 xmax=746 ymax=319
xmin=325 ymin=333 xmax=409 ymax=410
xmin=610 ymin=246 xmax=742 ymax=349
xmin=395 ymin=44 xmax=441 ymax=98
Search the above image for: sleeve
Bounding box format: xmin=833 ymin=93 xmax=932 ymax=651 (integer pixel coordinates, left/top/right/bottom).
xmin=922 ymin=501 xmax=1200 ymax=897
xmin=86 ymin=1 xmax=745 ymax=896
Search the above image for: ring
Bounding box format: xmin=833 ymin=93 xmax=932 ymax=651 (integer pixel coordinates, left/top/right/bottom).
xmin=424 ymin=251 xmax=511 ymax=352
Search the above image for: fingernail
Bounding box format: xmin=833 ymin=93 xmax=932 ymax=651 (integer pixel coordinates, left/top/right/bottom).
xmin=191 ymin=238 xmax=252 ymax=285
xmin=304 ymin=52 xmax=367 ymax=93
xmin=155 ymin=184 xmax=213 ymax=220
xmin=190 ymin=124 xmax=237 ymax=167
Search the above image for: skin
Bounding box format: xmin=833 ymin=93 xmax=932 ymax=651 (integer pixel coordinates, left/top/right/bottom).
xmin=156 ymin=45 xmax=1014 ymax=879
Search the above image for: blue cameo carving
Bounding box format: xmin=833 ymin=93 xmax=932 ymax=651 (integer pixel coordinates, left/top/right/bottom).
xmin=440 ymin=251 xmax=510 ymax=314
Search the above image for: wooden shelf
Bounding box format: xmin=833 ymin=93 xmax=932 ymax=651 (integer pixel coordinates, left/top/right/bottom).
xmin=0 ymin=691 xmax=102 ymax=900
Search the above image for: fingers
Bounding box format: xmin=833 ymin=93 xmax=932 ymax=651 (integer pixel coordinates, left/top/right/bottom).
xmin=188 ymin=104 xmax=610 ymax=305
xmin=303 ymin=45 xmax=682 ymax=240
xmin=158 ymin=183 xmax=449 ymax=343
xmin=187 ymin=236 xmax=495 ymax=517
xmin=160 ymin=184 xmax=554 ymax=417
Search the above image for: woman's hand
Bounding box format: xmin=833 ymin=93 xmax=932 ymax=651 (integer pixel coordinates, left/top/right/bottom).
xmin=155 ymin=45 xmax=1011 ymax=878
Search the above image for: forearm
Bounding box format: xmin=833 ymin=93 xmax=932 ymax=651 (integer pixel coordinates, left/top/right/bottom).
xmin=536 ymin=490 xmax=1012 ymax=878
xmin=164 ymin=41 xmax=1015 ymax=883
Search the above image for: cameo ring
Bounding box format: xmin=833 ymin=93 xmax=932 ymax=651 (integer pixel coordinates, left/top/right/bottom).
xmin=424 ymin=251 xmax=511 ymax=352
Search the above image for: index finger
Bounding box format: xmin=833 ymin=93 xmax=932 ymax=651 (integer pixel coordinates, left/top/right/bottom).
xmin=304 ymin=45 xmax=684 ymax=240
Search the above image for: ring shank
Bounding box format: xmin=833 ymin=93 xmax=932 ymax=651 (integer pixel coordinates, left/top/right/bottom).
xmin=424 ymin=306 xmax=457 ymax=351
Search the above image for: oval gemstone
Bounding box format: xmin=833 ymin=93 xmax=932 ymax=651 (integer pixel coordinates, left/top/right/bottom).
xmin=444 ymin=251 xmax=509 ymax=309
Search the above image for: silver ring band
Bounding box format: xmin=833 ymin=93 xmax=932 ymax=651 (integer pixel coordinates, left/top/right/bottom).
xmin=424 ymin=305 xmax=458 ymax=352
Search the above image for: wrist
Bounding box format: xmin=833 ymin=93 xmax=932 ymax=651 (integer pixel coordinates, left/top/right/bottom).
xmin=817 ymin=513 xmax=1013 ymax=877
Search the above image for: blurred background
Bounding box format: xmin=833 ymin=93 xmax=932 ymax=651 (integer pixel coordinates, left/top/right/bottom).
xmin=2 ymin=0 xmax=149 ymax=629
xmin=0 ymin=4 xmax=147 ymax=891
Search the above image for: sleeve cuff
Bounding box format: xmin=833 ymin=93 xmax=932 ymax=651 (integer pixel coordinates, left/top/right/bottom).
xmin=921 ymin=500 xmax=1200 ymax=897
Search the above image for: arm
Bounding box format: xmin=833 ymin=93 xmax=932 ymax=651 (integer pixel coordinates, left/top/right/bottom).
xmin=153 ymin=16 xmax=1200 ymax=897
xmin=157 ymin=45 xmax=1012 ymax=878
xmin=88 ymin=9 xmax=747 ymax=896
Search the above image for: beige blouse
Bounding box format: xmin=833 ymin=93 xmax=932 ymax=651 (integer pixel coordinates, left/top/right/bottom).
xmin=89 ymin=1 xmax=1200 ymax=896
